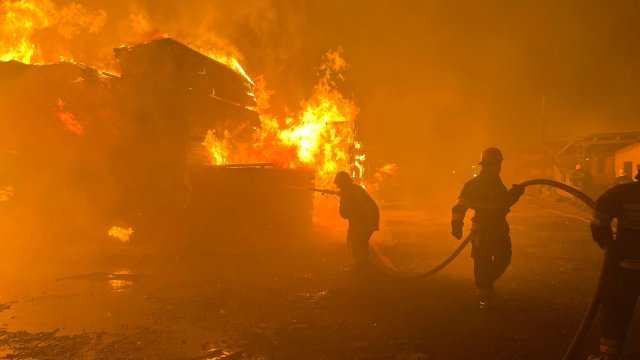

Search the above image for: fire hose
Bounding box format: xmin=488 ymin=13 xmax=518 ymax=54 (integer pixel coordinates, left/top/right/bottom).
xmin=519 ymin=179 xmax=610 ymax=360
xmin=371 ymin=178 xmax=610 ymax=360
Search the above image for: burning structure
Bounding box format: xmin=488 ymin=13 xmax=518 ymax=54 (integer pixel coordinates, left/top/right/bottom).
xmin=0 ymin=37 xmax=362 ymax=244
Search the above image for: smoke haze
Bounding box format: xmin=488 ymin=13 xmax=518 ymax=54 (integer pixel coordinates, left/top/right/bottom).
xmin=6 ymin=0 xmax=640 ymax=192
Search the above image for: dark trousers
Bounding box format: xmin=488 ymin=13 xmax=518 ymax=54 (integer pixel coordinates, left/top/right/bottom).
xmin=347 ymin=228 xmax=373 ymax=263
xmin=471 ymin=231 xmax=512 ymax=289
xmin=601 ymin=266 xmax=640 ymax=342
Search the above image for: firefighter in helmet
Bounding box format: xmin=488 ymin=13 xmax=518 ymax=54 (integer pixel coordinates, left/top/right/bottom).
xmin=451 ymin=147 xmax=524 ymax=308
xmin=334 ymin=171 xmax=380 ymax=269
xmin=588 ymin=165 xmax=640 ymax=360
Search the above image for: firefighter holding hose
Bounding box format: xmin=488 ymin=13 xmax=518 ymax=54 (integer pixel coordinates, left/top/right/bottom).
xmin=588 ymin=165 xmax=640 ymax=360
xmin=334 ymin=171 xmax=380 ymax=270
xmin=451 ymin=147 xmax=524 ymax=308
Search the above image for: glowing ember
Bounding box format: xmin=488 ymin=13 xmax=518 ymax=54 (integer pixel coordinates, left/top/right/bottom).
xmin=56 ymin=99 xmax=83 ymax=136
xmin=108 ymin=226 xmax=133 ymax=243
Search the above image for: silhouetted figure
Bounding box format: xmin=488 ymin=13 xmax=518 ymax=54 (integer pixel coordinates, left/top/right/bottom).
xmin=451 ymin=147 xmax=524 ymax=308
xmin=570 ymin=162 xmax=592 ymax=190
xmin=334 ymin=171 xmax=379 ymax=269
xmin=588 ymin=167 xmax=640 ymax=360
xmin=614 ymin=168 xmax=633 ymax=186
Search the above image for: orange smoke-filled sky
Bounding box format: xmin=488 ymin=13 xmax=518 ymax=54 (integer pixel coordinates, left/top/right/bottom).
xmin=3 ymin=0 xmax=640 ymax=181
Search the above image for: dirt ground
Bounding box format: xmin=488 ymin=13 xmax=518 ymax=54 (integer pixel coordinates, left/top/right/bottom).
xmin=0 ymin=194 xmax=639 ymax=359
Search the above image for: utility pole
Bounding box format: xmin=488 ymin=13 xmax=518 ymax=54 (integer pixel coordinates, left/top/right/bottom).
xmin=540 ymin=95 xmax=546 ymax=178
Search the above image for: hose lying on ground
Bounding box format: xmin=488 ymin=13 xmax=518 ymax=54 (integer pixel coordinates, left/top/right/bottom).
xmin=369 ymin=178 xmax=608 ymax=359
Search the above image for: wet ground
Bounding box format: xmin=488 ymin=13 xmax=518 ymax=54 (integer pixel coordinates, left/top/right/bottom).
xmin=0 ymin=195 xmax=639 ymax=359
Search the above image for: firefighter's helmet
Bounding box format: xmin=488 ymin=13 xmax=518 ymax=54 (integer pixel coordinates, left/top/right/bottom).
xmin=334 ymin=171 xmax=352 ymax=187
xmin=478 ymin=147 xmax=503 ymax=165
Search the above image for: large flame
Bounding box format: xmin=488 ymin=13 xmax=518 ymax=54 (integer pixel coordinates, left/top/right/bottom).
xmin=1 ymin=1 xmax=367 ymax=213
xmin=261 ymin=48 xmax=361 ymax=185
xmin=203 ymin=129 xmax=231 ymax=165
xmin=0 ymin=0 xmax=107 ymax=64
xmin=203 ymin=48 xmax=363 ymax=186
xmin=199 ymin=49 xmax=253 ymax=85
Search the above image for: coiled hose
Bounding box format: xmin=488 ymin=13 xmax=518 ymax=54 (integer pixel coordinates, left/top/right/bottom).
xmin=372 ymin=178 xmax=609 ymax=360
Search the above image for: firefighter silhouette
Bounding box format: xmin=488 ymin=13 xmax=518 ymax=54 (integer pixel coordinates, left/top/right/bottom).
xmin=334 ymin=171 xmax=379 ymax=269
xmin=451 ymin=147 xmax=524 ymax=308
xmin=588 ymin=166 xmax=640 ymax=360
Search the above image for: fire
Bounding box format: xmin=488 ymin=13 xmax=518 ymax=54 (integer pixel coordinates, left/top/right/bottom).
xmin=0 ymin=0 xmax=107 ymax=64
xmin=1 ymin=0 xmax=366 ymax=195
xmin=56 ymin=99 xmax=83 ymax=136
xmin=258 ymin=48 xmax=360 ymax=185
xmin=200 ymin=50 xmax=253 ymax=86
xmin=203 ymin=129 xmax=231 ymax=165
xmin=108 ymin=226 xmax=133 ymax=243
xmin=0 ymin=0 xmax=51 ymax=62
xmin=203 ymin=48 xmax=362 ymax=186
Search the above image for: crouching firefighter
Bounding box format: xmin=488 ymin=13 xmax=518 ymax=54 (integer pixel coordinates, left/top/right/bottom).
xmin=451 ymin=147 xmax=524 ymax=308
xmin=334 ymin=171 xmax=380 ymax=269
xmin=588 ymin=167 xmax=640 ymax=360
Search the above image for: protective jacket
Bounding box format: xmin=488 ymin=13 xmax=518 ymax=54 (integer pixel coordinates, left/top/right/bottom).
xmin=339 ymin=183 xmax=379 ymax=232
xmin=590 ymin=179 xmax=640 ymax=356
xmin=452 ymin=172 xmax=522 ymax=233
xmin=591 ymin=181 xmax=640 ymax=267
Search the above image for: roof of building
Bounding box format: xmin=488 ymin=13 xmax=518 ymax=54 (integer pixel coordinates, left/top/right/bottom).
xmin=555 ymin=131 xmax=640 ymax=158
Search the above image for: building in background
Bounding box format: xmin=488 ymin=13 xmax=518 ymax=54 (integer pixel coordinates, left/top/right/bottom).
xmin=551 ymin=132 xmax=640 ymax=195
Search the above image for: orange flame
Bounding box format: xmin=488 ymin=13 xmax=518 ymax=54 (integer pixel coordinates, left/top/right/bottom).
xmin=56 ymin=99 xmax=83 ymax=136
xmin=203 ymin=129 xmax=231 ymax=165
xmin=108 ymin=226 xmax=133 ymax=243
xmin=0 ymin=0 xmax=107 ymax=64
xmin=262 ymin=48 xmax=360 ymax=185
xmin=201 ymin=50 xmax=253 ymax=85
xmin=1 ymin=1 xmax=364 ymax=186
xmin=204 ymin=48 xmax=363 ymax=186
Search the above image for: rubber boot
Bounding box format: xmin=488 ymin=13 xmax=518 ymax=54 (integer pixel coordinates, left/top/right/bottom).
xmin=478 ymin=287 xmax=494 ymax=309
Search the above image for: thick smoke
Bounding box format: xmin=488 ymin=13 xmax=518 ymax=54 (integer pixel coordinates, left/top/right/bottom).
xmin=3 ymin=0 xmax=640 ymax=196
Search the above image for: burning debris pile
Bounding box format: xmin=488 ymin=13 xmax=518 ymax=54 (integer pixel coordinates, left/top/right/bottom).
xmin=0 ymin=16 xmax=364 ymax=243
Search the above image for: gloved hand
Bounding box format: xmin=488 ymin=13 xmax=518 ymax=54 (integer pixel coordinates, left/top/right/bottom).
xmin=451 ymin=220 xmax=463 ymax=240
xmin=509 ymin=184 xmax=525 ymax=197
xmin=590 ymin=224 xmax=613 ymax=249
